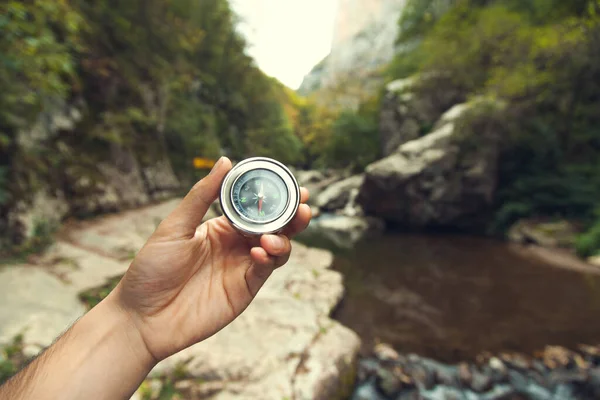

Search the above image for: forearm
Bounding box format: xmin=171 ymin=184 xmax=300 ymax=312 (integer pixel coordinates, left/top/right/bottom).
xmin=0 ymin=292 xmax=156 ymax=400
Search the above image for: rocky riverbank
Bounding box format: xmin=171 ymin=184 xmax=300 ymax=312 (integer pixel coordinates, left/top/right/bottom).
xmin=353 ymin=344 xmax=600 ymax=400
xmin=0 ymin=199 xmax=360 ymax=400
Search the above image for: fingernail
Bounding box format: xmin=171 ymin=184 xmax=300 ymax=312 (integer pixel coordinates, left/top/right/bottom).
xmin=267 ymin=235 xmax=285 ymax=251
xmin=209 ymin=157 xmax=223 ymax=175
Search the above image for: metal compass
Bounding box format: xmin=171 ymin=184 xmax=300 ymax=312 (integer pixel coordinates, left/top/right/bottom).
xmin=220 ymin=157 xmax=300 ymax=236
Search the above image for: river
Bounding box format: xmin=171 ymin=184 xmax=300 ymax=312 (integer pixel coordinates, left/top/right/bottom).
xmin=297 ymin=227 xmax=600 ymax=363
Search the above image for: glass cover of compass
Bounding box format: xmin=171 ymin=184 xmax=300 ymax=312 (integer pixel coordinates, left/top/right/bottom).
xmin=230 ymin=168 xmax=289 ymax=223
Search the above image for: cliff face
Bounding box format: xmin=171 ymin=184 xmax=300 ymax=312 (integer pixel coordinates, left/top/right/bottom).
xmin=298 ymin=0 xmax=406 ymax=98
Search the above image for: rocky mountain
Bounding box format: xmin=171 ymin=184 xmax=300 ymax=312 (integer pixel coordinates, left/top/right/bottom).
xmin=298 ymin=0 xmax=407 ymax=99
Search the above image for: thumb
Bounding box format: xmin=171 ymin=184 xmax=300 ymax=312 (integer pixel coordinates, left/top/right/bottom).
xmin=162 ymin=157 xmax=232 ymax=237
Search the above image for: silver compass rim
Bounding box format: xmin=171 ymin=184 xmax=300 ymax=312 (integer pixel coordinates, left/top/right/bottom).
xmin=219 ymin=157 xmax=300 ymax=236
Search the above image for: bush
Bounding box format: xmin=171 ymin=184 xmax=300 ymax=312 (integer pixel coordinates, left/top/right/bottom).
xmin=325 ymin=110 xmax=380 ymax=171
xmin=576 ymin=219 xmax=600 ymax=258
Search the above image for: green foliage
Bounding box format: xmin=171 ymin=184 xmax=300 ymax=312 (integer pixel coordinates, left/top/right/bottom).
xmin=1 ymin=0 xmax=327 ymax=248
xmin=386 ymin=46 xmax=423 ymax=80
xmin=0 ymin=218 xmax=58 ymax=263
xmin=0 ymin=167 xmax=9 ymax=206
xmin=325 ymin=109 xmax=380 ymax=171
xmin=390 ymin=0 xmax=600 ymax=240
xmin=397 ymin=0 xmax=457 ymax=45
xmin=78 ymin=275 xmax=123 ymax=310
xmin=576 ymin=217 xmax=600 ymax=258
xmin=0 ymin=334 xmax=28 ymax=386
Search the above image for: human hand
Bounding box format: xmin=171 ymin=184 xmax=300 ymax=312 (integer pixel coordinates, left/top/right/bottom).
xmin=112 ymin=157 xmax=311 ymax=362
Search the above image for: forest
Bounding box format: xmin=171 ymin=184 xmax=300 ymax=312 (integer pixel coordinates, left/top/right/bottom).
xmin=2 ymin=0 xmax=600 ymax=257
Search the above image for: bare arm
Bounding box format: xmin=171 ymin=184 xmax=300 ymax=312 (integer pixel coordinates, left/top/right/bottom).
xmin=0 ymin=293 xmax=154 ymax=400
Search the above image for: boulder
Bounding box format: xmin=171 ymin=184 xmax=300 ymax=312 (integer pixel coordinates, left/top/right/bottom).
xmin=141 ymin=158 xmax=180 ymax=200
xmin=380 ymin=75 xmax=465 ymax=157
xmin=68 ymin=146 xmax=180 ymax=217
xmin=316 ymin=175 xmax=365 ymax=212
xmin=359 ymin=99 xmax=501 ymax=231
xmin=295 ymin=170 xmax=345 ymax=205
xmin=11 ymin=190 xmax=70 ymax=243
xmin=380 ymin=77 xmax=423 ymax=156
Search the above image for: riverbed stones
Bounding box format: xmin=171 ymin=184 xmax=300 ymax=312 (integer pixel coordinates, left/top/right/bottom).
xmin=352 ymin=344 xmax=600 ymax=400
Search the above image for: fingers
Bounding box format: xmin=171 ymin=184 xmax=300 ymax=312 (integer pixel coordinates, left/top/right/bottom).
xmin=300 ymin=187 xmax=309 ymax=204
xmin=282 ymin=204 xmax=312 ymax=238
xmin=245 ymin=235 xmax=292 ymax=296
xmin=161 ymin=157 xmax=232 ymax=237
xmin=260 ymin=234 xmax=292 ymax=257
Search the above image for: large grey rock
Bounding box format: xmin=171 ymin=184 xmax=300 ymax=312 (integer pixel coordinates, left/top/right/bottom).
xmin=16 ymin=98 xmax=84 ymax=150
xmin=380 ymin=77 xmax=423 ymax=156
xmin=296 ymin=170 xmax=345 ymax=206
xmin=379 ymin=76 xmax=465 ymax=157
xmin=316 ymin=175 xmax=365 ymax=212
xmin=141 ymin=158 xmax=180 ymax=199
xmin=12 ymin=190 xmax=69 ymax=241
xmin=359 ymin=99 xmax=501 ymax=231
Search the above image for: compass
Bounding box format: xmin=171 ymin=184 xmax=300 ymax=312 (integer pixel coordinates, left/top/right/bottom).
xmin=220 ymin=157 xmax=300 ymax=235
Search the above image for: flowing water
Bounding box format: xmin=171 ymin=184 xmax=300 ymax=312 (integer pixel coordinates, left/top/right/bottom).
xmin=297 ymin=227 xmax=600 ymax=363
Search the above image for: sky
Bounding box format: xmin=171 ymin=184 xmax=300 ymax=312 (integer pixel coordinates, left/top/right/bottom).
xmin=230 ymin=0 xmax=338 ymax=89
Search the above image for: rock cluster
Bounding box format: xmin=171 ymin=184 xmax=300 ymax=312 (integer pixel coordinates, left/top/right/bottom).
xmin=296 ymin=170 xmax=385 ymax=247
xmin=352 ymin=344 xmax=600 ymax=400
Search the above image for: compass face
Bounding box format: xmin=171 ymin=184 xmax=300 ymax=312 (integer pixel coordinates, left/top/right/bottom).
xmin=231 ymin=169 xmax=289 ymax=223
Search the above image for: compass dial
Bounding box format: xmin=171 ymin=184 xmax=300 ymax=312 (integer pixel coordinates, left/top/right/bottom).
xmin=231 ymin=169 xmax=289 ymax=223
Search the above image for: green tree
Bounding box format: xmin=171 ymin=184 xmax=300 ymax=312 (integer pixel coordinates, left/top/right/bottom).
xmin=325 ymin=110 xmax=380 ymax=171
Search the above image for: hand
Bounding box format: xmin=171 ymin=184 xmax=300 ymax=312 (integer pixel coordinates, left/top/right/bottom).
xmin=112 ymin=157 xmax=311 ymax=362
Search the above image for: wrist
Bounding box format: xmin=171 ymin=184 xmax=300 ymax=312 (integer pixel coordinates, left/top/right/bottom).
xmin=101 ymin=288 xmax=159 ymax=369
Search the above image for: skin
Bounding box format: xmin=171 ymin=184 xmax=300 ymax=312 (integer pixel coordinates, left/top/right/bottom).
xmin=0 ymin=157 xmax=312 ymax=400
